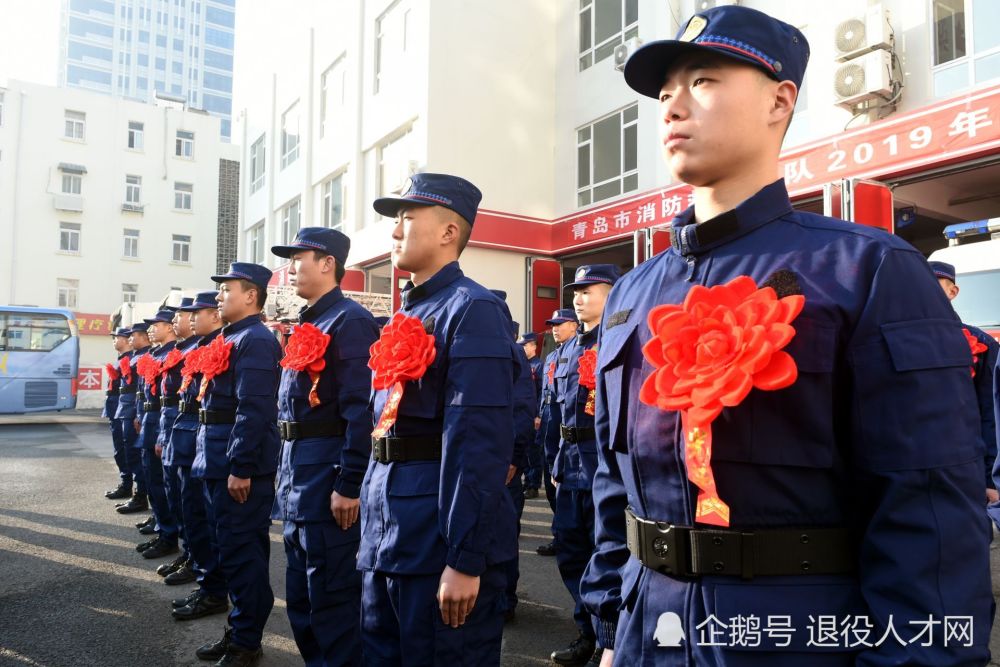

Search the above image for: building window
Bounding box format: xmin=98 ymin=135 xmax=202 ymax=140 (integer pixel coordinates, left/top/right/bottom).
xmin=174 ymin=182 xmax=193 ymax=210
xmin=64 ymin=110 xmax=86 ymax=140
xmin=281 ymin=101 xmax=300 ymax=168
xmin=579 ymin=0 xmax=638 ymax=71
xmin=322 ymin=174 xmax=346 ymax=232
xmin=250 ymin=134 xmax=266 ymax=193
xmin=934 ymin=0 xmax=966 ymax=65
xmin=320 ymin=55 xmax=346 ymax=138
xmin=57 ymin=278 xmax=79 ymax=309
xmin=59 ymin=222 xmax=81 ymax=253
xmin=123 ymin=229 xmax=139 ymax=258
xmin=374 ymin=1 xmax=407 ymax=94
xmin=175 ymin=129 xmax=194 ymax=157
xmin=932 ymin=0 xmax=1000 ymax=95
xmin=281 ymin=199 xmax=301 ymax=244
xmin=122 ymin=283 xmax=138 ymax=303
xmin=127 ymin=120 xmax=144 ymax=149
xmin=125 ymin=175 xmax=142 ymax=204
xmin=247 ymin=222 xmax=264 ymax=264
xmin=62 ymin=173 xmax=83 ymax=195
xmin=577 ymin=103 xmax=638 ymax=206
xmin=379 ymin=128 xmax=413 ymax=198
xmin=172 ymin=234 xmax=191 ymax=262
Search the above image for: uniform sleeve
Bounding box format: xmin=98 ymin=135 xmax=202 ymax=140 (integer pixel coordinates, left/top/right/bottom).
xmin=229 ymin=335 xmax=281 ymax=478
xmin=848 ymin=248 xmax=992 ymax=666
xmin=511 ymin=350 xmax=535 ymax=471
xmin=975 ymin=336 xmax=999 ymax=488
xmin=440 ymin=298 xmax=516 ymax=576
xmin=331 ymin=315 xmax=378 ymax=498
xmin=545 ymin=384 xmax=563 ymax=473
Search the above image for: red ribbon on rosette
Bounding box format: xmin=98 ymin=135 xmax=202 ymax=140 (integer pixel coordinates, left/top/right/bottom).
xmin=280 ymin=322 xmax=331 ymax=408
xmin=119 ymin=356 xmax=132 ymax=384
xmin=963 ymin=328 xmax=988 ymax=378
xmin=197 ymin=335 xmax=234 ymax=402
xmin=105 ymin=363 xmax=119 ymax=391
xmin=368 ymin=313 xmax=437 ymax=439
xmin=161 ymin=348 xmax=184 ymax=373
xmin=178 ymin=346 xmax=205 ymax=395
xmin=638 ymin=275 xmax=804 ymax=527
xmin=577 ymin=348 xmax=598 ymax=416
xmin=136 ymin=354 xmax=163 ymax=396
xmin=546 ymin=361 xmax=555 ymax=386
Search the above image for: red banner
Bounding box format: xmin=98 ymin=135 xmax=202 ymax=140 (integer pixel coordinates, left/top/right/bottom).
xmin=74 ymin=312 xmax=111 ymax=336
xmin=77 ymin=367 xmax=103 ymax=391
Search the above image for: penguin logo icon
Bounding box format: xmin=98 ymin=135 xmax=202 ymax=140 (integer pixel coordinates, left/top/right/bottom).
xmin=653 ymin=612 xmax=685 ymax=647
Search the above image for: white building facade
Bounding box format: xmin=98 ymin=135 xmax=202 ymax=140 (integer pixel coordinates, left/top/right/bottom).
xmin=0 ymin=79 xmax=239 ymax=407
xmin=235 ymin=0 xmax=1000 ymax=335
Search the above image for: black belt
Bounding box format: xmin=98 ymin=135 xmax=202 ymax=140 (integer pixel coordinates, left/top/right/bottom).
xmin=178 ymin=399 xmax=200 ymax=415
xmin=161 ymin=397 xmax=180 ymax=408
xmin=119 ymin=387 xmax=136 ymax=395
xmin=373 ymin=435 xmax=442 ymax=463
xmin=625 ymin=507 xmax=855 ymax=580
xmin=143 ymin=400 xmax=161 ymax=412
xmin=560 ymin=424 xmax=596 ymax=443
xmin=279 ymin=420 xmax=345 ymax=440
xmin=199 ymin=409 xmax=236 ymax=425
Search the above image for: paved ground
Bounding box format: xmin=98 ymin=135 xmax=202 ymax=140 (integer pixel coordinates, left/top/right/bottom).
xmin=0 ymin=414 xmax=579 ymax=666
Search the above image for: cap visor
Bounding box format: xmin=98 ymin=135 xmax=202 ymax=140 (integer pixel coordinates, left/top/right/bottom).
xmin=564 ymin=278 xmax=615 ymax=290
xmin=624 ymin=40 xmax=775 ymax=99
xmin=373 ymin=196 xmax=433 ymax=219
xmin=270 ymin=244 xmax=305 ymax=259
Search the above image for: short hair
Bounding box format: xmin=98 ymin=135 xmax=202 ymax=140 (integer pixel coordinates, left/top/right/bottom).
xmin=456 ymin=218 xmax=472 ymax=253
xmin=311 ymin=250 xmax=346 ymax=283
xmin=237 ymin=279 xmax=267 ymax=309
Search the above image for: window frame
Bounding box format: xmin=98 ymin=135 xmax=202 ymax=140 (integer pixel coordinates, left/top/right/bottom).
xmin=175 ymin=129 xmax=195 ymax=158
xmin=122 ymin=228 xmax=140 ymax=258
xmin=173 ymin=181 xmax=193 ymax=210
xmin=61 ymin=173 xmax=83 ymax=195
xmin=125 ymin=174 xmax=142 ymax=204
xmin=576 ymin=103 xmax=639 ymax=206
xmin=250 ymin=134 xmax=266 ymax=192
xmin=578 ymin=0 xmax=639 ymax=72
xmin=122 ymin=283 xmax=138 ymax=303
xmin=281 ymin=101 xmax=300 ymax=168
xmin=59 ymin=222 xmax=82 ymax=254
xmin=281 ymin=199 xmax=301 ymax=244
xmin=322 ymin=173 xmax=346 ymax=232
xmin=64 ymin=110 xmax=86 ymax=140
xmin=57 ymin=278 xmax=79 ymax=309
xmin=171 ymin=234 xmax=191 ymax=263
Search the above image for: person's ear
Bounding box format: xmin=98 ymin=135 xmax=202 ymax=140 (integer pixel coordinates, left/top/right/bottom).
xmin=770 ymin=80 xmax=797 ymax=128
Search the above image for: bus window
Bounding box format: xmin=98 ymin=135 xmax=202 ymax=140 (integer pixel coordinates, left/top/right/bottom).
xmin=2 ymin=314 xmax=72 ymax=352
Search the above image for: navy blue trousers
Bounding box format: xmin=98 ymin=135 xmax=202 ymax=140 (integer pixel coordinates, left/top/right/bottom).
xmin=108 ymin=418 xmax=130 ymax=485
xmin=162 ymin=463 xmax=188 ymax=559
xmin=283 ymin=521 xmax=362 ymax=666
xmin=504 ymin=475 xmax=525 ymax=610
xmin=361 ymin=565 xmax=507 ymax=666
xmin=141 ymin=444 xmax=178 ymax=542
xmin=115 ymin=418 xmax=145 ymax=494
xmin=204 ymin=475 xmax=275 ymax=651
xmin=177 ymin=465 xmax=226 ymax=597
xmin=553 ymin=486 xmax=596 ymax=639
xmin=524 ymin=438 xmax=544 ymax=489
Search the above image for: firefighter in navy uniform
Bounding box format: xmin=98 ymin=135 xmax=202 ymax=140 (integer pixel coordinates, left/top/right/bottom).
xmin=930 ymin=261 xmax=1000 ymax=506
xmin=358 ymin=173 xmax=518 ymax=666
xmin=104 ymin=327 xmax=133 ymax=500
xmin=580 ymin=7 xmax=994 ymax=666
xmin=550 ymin=264 xmax=620 ymax=667
xmin=115 ymin=323 xmax=150 ymax=515
xmin=519 ymin=332 xmax=545 ymax=499
xmin=270 ymin=227 xmax=379 ymax=666
xmin=191 ymin=263 xmax=282 ymax=667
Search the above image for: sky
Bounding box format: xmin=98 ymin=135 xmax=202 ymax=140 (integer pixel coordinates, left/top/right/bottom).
xmin=0 ymin=0 xmax=61 ymax=87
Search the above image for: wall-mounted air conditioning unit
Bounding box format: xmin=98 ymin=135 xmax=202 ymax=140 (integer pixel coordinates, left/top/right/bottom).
xmin=833 ymin=49 xmax=893 ymax=108
xmin=614 ymin=38 xmax=643 ymax=72
xmin=834 ymin=5 xmax=892 ymax=62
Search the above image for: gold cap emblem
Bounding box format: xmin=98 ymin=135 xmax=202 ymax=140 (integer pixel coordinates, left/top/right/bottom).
xmin=679 ymin=15 xmax=707 ymax=43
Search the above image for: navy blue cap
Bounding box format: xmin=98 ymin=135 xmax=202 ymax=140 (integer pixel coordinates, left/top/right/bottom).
xmin=112 ymin=326 xmax=131 ymax=337
xmin=489 ymin=289 xmax=507 ymax=301
xmin=518 ymin=332 xmax=537 ymax=345
xmin=373 ymin=172 xmax=482 ymax=227
xmin=128 ymin=322 xmax=149 ymax=335
xmin=374 ymin=316 xmax=390 ymax=328
xmin=545 ymin=309 xmax=578 ymax=325
xmin=143 ymin=309 xmax=176 ymax=325
xmin=271 ymin=226 xmax=351 ymax=266
xmin=179 ymin=297 xmax=194 ymax=309
xmin=929 ymin=261 xmax=957 ymax=282
xmin=210 ymin=262 xmax=273 ymax=291
xmin=624 ymin=6 xmax=809 ymax=99
xmin=179 ymin=290 xmax=219 ymax=312
xmin=565 ymin=264 xmax=622 ymax=290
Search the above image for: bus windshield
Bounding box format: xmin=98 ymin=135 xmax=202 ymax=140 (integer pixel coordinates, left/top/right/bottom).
xmin=952 ymin=269 xmax=1000 ymax=328
xmin=0 ymin=308 xmax=79 ymax=414
xmin=1 ymin=313 xmax=72 ymax=351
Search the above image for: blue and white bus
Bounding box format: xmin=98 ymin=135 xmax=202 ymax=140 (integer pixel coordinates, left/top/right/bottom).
xmin=0 ymin=306 xmax=80 ymax=414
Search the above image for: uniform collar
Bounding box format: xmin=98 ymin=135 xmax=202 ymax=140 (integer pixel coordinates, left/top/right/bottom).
xmin=223 ymin=313 xmax=261 ymax=336
xmin=132 ymin=346 xmax=150 ymax=355
xmin=402 ymin=261 xmax=464 ymax=308
xmin=578 ymin=326 xmax=600 ymax=345
xmin=198 ymin=328 xmax=222 ymax=346
xmin=299 ymin=287 xmax=344 ymax=323
xmin=670 ymin=179 xmax=792 ymax=256
xmin=156 ymin=340 xmax=177 ymax=354
xmin=117 ymin=351 xmax=130 ymax=359
xmin=178 ymin=335 xmax=201 ymax=350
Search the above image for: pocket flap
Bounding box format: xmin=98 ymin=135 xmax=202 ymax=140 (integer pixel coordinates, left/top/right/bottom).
xmin=881 ymin=318 xmax=969 ymax=371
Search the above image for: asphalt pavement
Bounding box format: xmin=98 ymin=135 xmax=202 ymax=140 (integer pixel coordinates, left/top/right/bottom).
xmin=0 ymin=414 xmax=579 ymax=666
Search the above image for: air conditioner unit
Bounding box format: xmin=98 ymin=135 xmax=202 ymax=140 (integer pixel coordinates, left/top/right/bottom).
xmin=833 ymin=49 xmax=892 ymax=108
xmin=613 ymin=37 xmax=643 ymax=72
xmin=834 ymin=5 xmax=891 ymax=62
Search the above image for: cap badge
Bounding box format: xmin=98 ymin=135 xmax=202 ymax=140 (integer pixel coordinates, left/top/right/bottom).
xmin=576 ymin=268 xmax=587 ymax=280
xmin=679 ymin=15 xmax=707 ymax=43
xmin=400 ymin=177 xmax=413 ymax=196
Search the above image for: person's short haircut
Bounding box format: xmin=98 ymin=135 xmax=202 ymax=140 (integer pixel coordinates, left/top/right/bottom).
xmin=237 ymin=279 xmax=267 ymax=309
xmin=309 ymin=250 xmax=345 ymax=283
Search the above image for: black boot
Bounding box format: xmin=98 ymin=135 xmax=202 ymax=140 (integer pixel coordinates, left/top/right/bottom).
xmin=105 ymin=483 xmax=132 ymax=499
xmin=586 ymin=648 xmax=604 ymax=666
xmin=173 ymin=593 xmax=228 ymax=621
xmin=157 ymin=555 xmax=186 ymax=577
xmin=172 ymin=588 xmax=202 ymax=608
xmin=136 ymin=537 xmax=159 ymax=553
xmin=195 ymin=627 xmax=232 ymax=661
xmin=164 ymin=563 xmax=198 ymax=585
xmin=215 ymin=645 xmax=263 ymax=666
xmin=136 ymin=516 xmax=155 ymax=529
xmin=116 ymin=494 xmax=149 ymax=514
xmin=536 ymin=540 xmax=558 ymax=556
xmin=551 ymin=632 xmax=596 ymax=666
xmin=142 ymin=538 xmax=179 ymax=559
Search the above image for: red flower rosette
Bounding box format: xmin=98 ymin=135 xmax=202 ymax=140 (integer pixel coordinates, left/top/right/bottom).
xmin=136 ymin=354 xmax=163 ymax=396
xmin=963 ymin=328 xmax=988 ymax=378
xmin=280 ymin=322 xmax=331 ymax=408
xmin=368 ymin=313 xmax=437 ymax=438
xmin=161 ymin=348 xmax=184 ymax=373
xmin=638 ymin=275 xmax=804 ymax=527
xmin=118 ymin=356 xmax=132 ymax=385
xmin=105 ymin=363 xmax=119 ymax=391
xmin=577 ymin=348 xmax=598 ymax=416
xmin=178 ymin=346 xmax=205 ymax=395
xmin=197 ymin=335 xmax=234 ymax=401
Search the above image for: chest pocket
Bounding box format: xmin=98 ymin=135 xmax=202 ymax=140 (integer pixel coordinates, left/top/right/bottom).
xmin=446 ymin=335 xmax=513 ymax=407
xmin=713 ymin=315 xmax=840 ymax=468
xmin=597 ymin=319 xmax=640 ymax=454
